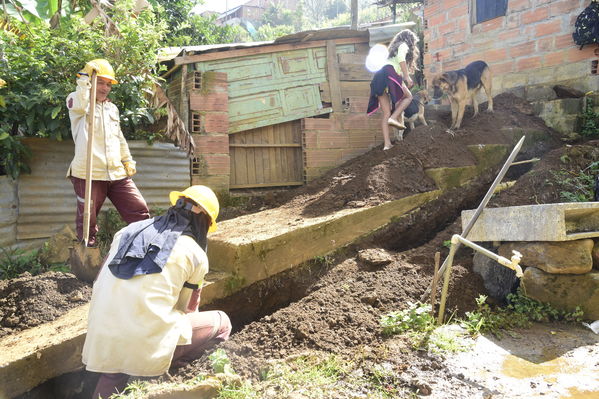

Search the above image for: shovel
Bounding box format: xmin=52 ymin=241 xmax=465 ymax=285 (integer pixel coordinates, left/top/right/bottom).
xmin=70 ymin=71 xmax=103 ymax=283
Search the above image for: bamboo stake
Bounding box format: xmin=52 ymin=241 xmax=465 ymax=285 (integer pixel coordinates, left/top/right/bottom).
xmin=430 ymin=251 xmax=441 ymax=319
xmin=420 ymin=135 xmax=526 ymax=302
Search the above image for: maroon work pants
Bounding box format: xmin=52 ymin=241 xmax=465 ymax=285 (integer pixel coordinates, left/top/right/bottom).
xmin=92 ymin=310 xmax=232 ymax=399
xmin=70 ymin=176 xmax=150 ymax=246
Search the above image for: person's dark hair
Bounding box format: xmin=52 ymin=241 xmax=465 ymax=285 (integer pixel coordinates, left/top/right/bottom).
xmin=387 ymin=29 xmax=420 ymax=71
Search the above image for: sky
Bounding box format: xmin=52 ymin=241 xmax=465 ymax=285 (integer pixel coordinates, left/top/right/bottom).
xmin=192 ymin=0 xmax=249 ymax=14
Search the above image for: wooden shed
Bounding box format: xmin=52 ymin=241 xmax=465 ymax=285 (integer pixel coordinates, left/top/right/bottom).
xmin=160 ymin=24 xmax=414 ymax=192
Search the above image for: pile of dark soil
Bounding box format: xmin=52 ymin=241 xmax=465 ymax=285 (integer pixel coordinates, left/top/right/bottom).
xmin=221 ymin=93 xmax=558 ymax=219
xmin=0 ymin=272 xmax=91 ymax=339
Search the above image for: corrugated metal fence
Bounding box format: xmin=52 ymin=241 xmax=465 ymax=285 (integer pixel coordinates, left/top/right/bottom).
xmin=14 ymin=138 xmax=190 ymax=248
xmin=0 ymin=176 xmax=18 ymax=248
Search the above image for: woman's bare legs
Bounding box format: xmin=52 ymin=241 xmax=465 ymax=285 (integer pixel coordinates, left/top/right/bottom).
xmin=378 ymin=94 xmax=393 ymax=150
xmin=390 ymin=82 xmax=413 ymax=126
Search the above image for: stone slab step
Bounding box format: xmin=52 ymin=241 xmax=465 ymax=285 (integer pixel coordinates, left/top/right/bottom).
xmin=462 ymin=202 xmax=599 ymax=242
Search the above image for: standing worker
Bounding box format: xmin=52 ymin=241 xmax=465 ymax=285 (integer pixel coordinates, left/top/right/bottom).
xmin=366 ymin=29 xmax=420 ymax=150
xmin=82 ymin=185 xmax=232 ymax=399
xmin=66 ymin=58 xmax=150 ymax=247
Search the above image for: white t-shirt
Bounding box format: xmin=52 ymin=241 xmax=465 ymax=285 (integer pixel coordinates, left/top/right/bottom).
xmin=82 ymin=231 xmax=208 ymax=376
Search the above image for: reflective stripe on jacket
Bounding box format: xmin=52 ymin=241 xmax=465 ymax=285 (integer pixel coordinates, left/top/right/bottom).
xmin=66 ymin=77 xmax=132 ymax=180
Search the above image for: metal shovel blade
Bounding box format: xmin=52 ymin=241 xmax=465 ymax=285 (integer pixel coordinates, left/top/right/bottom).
xmin=69 ymin=241 xmax=102 ymax=283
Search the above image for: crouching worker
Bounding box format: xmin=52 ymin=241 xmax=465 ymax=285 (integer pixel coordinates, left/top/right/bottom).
xmin=82 ymin=185 xmax=232 ymax=399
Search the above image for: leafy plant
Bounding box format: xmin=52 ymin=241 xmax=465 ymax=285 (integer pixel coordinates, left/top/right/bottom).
xmin=209 ymin=348 xmax=236 ymax=375
xmin=380 ymin=302 xmax=434 ymax=335
xmin=551 ymin=161 xmax=599 ymax=202
xmin=0 ymin=247 xmax=43 ymax=279
xmin=461 ymin=290 xmax=584 ymax=338
xmin=0 ymin=133 xmax=31 ymax=179
xmin=580 ymin=96 xmax=599 ymax=137
xmin=507 ymin=288 xmax=584 ymax=323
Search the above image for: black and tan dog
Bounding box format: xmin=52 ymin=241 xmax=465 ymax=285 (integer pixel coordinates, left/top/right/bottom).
xmin=395 ymin=89 xmax=431 ymax=141
xmin=432 ymin=60 xmax=493 ymax=129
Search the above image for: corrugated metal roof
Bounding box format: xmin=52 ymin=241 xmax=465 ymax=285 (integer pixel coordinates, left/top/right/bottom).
xmin=16 ymin=139 xmax=190 ymax=243
xmin=367 ymin=22 xmax=417 ymax=46
xmin=159 ymin=23 xmax=418 ymax=65
xmin=272 ymin=28 xmax=369 ymax=44
xmin=158 ymin=41 xmax=274 ymax=62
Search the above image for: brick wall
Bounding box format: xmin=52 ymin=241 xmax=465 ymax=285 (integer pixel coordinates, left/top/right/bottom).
xmin=424 ymin=0 xmax=599 ymax=99
xmin=189 ymin=71 xmax=231 ymax=192
xmin=302 ymin=112 xmax=383 ymax=182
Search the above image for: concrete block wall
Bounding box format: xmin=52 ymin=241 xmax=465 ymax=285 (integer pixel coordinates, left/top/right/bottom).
xmin=189 ymin=71 xmax=231 ymax=191
xmin=302 ymin=113 xmax=383 ymax=182
xmin=423 ymin=0 xmax=599 ymax=99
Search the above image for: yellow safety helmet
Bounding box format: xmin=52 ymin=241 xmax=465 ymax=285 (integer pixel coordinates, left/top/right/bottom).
xmin=169 ymin=185 xmax=219 ymax=233
xmin=80 ymin=59 xmax=118 ymax=84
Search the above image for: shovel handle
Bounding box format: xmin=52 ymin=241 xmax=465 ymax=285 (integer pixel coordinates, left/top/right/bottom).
xmin=82 ymin=71 xmax=97 ymax=246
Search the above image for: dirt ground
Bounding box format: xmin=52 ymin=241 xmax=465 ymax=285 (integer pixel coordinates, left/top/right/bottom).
xmin=3 ymin=92 xmax=599 ymax=398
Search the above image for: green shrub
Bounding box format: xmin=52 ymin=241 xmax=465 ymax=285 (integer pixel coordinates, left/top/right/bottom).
xmin=461 ymin=290 xmax=584 ymax=338
xmin=0 ymin=247 xmax=43 ymax=279
xmin=581 ymin=96 xmax=599 ymax=137
xmin=551 ymin=161 xmax=599 ymax=202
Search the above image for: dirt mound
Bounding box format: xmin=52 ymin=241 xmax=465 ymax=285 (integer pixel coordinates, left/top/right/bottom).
xmin=222 ymin=92 xmax=559 ymax=219
xmin=0 ymin=272 xmax=91 ymax=338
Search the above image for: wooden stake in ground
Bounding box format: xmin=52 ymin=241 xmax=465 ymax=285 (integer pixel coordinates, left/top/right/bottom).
xmin=430 ymin=251 xmax=440 ymax=319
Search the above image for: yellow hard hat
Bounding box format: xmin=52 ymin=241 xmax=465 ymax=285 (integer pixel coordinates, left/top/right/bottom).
xmin=80 ymin=59 xmax=118 ymax=84
xmin=169 ymin=185 xmax=219 ymax=233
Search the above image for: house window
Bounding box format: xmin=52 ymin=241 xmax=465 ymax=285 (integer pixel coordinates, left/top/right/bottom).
xmin=473 ymin=0 xmax=508 ymax=24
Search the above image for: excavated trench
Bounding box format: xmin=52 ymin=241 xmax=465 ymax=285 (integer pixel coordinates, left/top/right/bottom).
xmin=16 ymin=165 xmax=521 ymax=399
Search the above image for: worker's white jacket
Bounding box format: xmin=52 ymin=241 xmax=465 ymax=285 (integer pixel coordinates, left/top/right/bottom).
xmin=66 ymin=77 xmax=132 ymax=180
xmin=82 ymin=231 xmax=208 ymax=376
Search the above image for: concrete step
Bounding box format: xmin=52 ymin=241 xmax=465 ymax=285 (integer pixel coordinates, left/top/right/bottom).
xmin=462 ymin=202 xmax=599 ymax=242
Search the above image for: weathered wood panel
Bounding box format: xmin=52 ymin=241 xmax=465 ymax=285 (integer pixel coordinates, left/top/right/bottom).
xmin=339 ymin=63 xmax=373 ymax=81
xmin=195 ymin=44 xmax=355 ymax=133
xmin=320 ymin=81 xmax=371 ymax=103
xmin=229 ymin=121 xmax=303 ymax=189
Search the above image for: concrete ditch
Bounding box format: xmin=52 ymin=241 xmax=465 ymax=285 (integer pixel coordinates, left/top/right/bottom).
xmin=1 ymin=142 xmax=518 ymax=398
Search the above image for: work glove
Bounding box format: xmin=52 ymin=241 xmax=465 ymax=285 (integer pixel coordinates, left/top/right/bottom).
xmin=77 ymin=60 xmax=101 ymax=78
xmin=123 ymin=160 xmax=136 ymax=177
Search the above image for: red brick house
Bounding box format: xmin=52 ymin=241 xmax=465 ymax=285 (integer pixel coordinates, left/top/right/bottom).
xmin=423 ymin=0 xmax=598 ymax=99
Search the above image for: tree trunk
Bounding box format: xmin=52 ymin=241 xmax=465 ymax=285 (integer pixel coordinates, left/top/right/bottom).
xmin=351 ymin=0 xmax=358 ymax=30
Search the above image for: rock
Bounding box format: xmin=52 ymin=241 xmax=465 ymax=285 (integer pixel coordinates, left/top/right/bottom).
xmin=38 ymin=225 xmax=77 ymax=264
xmin=472 ymin=251 xmax=519 ymax=302
xmin=522 ymin=267 xmax=599 ymax=319
xmin=357 ymin=248 xmax=392 ymax=267
xmin=499 ymin=240 xmax=594 ymax=274
xmin=553 ymin=85 xmax=585 ymax=99
xmin=592 ymin=240 xmax=599 ymax=270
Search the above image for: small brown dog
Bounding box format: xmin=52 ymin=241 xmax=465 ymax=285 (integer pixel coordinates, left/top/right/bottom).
xmin=432 ymin=60 xmax=493 ymax=129
xmin=395 ymin=89 xmax=430 ymax=141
